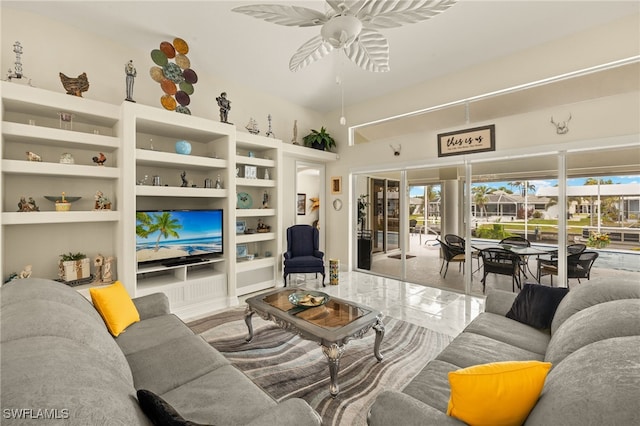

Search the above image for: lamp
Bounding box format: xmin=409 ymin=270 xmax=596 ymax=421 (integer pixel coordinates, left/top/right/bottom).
xmin=321 ymin=15 xmax=362 ymax=49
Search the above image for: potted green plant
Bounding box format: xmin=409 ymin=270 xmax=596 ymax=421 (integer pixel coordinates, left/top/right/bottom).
xmin=59 ymin=251 xmax=90 ymax=282
xmin=303 ymin=127 xmax=336 ymax=151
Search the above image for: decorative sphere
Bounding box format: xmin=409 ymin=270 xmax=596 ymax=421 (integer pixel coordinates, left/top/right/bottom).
xmin=175 ymin=140 xmax=192 ymax=155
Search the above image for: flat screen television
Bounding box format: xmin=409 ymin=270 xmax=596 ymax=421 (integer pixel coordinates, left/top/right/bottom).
xmin=136 ymin=209 xmax=223 ymax=267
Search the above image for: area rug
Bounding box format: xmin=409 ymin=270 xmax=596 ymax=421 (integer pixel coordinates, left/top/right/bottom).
xmin=188 ymin=308 xmax=452 ymax=426
xmin=387 ymin=253 xmax=416 ymax=259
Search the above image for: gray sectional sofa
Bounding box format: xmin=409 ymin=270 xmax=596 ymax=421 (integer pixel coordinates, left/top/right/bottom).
xmin=1 ymin=278 xmax=321 ymax=425
xmin=368 ymin=280 xmax=640 ymax=425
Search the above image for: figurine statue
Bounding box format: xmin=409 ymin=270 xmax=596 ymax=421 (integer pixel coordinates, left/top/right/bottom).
xmin=216 ymin=92 xmax=232 ymax=123
xmin=92 ymin=152 xmax=106 ymax=166
xmin=59 ymin=72 xmax=89 ymax=97
xmin=292 ymin=120 xmax=298 ymax=144
xmin=18 ymin=264 xmax=33 ymax=279
xmin=262 ymin=190 xmax=269 ymax=209
xmin=6 ymin=41 xmax=33 ymax=85
xmin=94 ymin=191 xmax=111 ymax=210
xmin=94 ymin=254 xmax=104 ymax=283
xmin=180 ymin=171 xmax=188 ymax=187
xmin=102 ymin=256 xmax=114 ymax=283
xmin=266 ymin=114 xmax=275 ymax=138
xmin=26 ymin=151 xmax=42 ymax=162
xmin=215 ymin=174 xmax=222 ymax=189
xmin=18 ymin=196 xmax=39 ymax=212
xmin=124 ymin=60 xmax=137 ymax=102
xmin=245 ymin=118 xmax=259 ymax=135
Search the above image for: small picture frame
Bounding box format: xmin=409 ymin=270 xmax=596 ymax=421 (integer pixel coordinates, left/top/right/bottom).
xmin=331 ymin=176 xmax=342 ymax=194
xmin=297 ymin=193 xmax=306 ymax=215
xmin=236 ymin=220 xmax=246 ymax=234
xmin=236 ymin=244 xmax=248 ymax=258
xmin=244 ymin=165 xmax=257 ymax=179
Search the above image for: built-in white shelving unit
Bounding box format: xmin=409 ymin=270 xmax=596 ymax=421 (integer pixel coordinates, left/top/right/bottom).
xmin=1 ymin=81 xmax=122 ymax=286
xmin=121 ymin=102 xmax=234 ymax=318
xmin=234 ymin=132 xmax=282 ymax=296
xmin=1 ymin=82 xmax=329 ymax=320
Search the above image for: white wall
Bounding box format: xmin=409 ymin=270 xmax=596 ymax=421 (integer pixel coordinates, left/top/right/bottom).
xmin=0 ymin=7 xmax=325 ymax=140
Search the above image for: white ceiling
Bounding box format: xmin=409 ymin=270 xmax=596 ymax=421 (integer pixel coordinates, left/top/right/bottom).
xmin=4 ymin=0 xmax=639 ymax=113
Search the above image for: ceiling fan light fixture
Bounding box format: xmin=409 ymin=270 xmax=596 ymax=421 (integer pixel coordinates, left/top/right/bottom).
xmin=321 ymin=15 xmax=362 ymax=49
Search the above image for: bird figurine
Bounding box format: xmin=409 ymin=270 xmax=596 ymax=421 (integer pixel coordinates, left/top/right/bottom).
xmin=26 ymin=151 xmax=42 ymax=162
xmin=92 ymin=152 xmax=106 ymax=166
xmin=59 ymin=72 xmax=89 ymax=97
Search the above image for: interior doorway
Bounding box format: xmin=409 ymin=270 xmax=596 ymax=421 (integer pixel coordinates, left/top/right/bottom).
xmin=295 ymin=161 xmax=325 ymax=251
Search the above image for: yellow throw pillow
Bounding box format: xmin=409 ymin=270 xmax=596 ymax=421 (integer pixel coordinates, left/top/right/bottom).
xmin=90 ymin=281 xmax=140 ymax=337
xmin=447 ymin=360 xmax=552 ymax=426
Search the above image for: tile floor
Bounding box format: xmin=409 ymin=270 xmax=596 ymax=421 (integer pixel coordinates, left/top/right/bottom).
xmin=261 ymin=271 xmax=485 ymax=338
xmin=237 ymin=236 xmax=638 ymax=339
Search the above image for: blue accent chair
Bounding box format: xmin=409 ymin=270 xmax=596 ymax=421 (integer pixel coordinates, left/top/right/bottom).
xmin=283 ymin=225 xmax=325 ymax=287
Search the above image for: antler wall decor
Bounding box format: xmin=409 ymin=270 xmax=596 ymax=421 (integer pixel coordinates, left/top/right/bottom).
xmin=550 ymin=114 xmax=572 ymax=134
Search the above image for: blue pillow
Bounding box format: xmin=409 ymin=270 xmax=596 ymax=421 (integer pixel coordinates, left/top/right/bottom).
xmin=506 ymin=283 xmax=569 ymax=330
xmin=137 ymin=389 xmax=211 ymax=426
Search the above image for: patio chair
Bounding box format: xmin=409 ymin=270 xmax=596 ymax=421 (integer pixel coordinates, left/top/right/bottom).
xmin=445 ymin=234 xmax=465 ymax=250
xmin=479 ymin=248 xmax=522 ymax=293
xmin=500 ymin=236 xmax=531 ymax=277
xmin=538 ymin=251 xmax=599 ymax=286
xmin=544 ymin=243 xmax=587 ymax=261
xmin=445 ymin=233 xmax=480 ymax=271
xmin=283 ymin=224 xmax=325 ymax=287
xmin=437 ymin=238 xmax=465 ymax=278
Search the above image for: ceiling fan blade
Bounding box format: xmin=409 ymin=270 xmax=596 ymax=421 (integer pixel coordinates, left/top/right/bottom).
xmin=232 ymin=4 xmax=328 ymax=27
xmin=344 ymin=29 xmax=390 ymax=72
xmin=356 ymin=0 xmax=457 ymax=29
xmin=289 ymin=35 xmax=334 ymax=72
xmin=325 ymin=0 xmax=367 ymax=15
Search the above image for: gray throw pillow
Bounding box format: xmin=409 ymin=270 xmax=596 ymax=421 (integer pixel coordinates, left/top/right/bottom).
xmin=506 ymin=284 xmax=569 ymax=330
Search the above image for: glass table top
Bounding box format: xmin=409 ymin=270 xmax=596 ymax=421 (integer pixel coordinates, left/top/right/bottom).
xmin=261 ymin=289 xmax=369 ymax=330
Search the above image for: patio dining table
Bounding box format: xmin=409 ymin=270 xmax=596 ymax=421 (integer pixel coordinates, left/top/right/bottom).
xmin=471 ymin=242 xmax=555 ymax=281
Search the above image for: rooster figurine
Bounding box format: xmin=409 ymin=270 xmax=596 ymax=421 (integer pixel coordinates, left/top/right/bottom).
xmin=59 ymin=72 xmax=89 ymax=97
xmin=92 ymin=152 xmax=106 ymax=166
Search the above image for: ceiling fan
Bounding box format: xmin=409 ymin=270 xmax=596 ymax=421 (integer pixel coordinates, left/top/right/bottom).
xmin=232 ymin=0 xmax=458 ymax=73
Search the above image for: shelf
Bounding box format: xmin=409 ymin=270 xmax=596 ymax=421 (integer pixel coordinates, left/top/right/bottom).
xmin=235 ymin=155 xmax=276 ymax=168
xmin=235 ymin=208 xmax=276 ymax=217
xmin=128 ymin=103 xmax=232 ymax=142
xmin=136 ymin=186 xmax=227 ymax=198
xmin=236 ymin=232 xmax=275 ymax=244
xmin=281 ymin=143 xmax=338 ymax=162
xmin=2 ymin=81 xmax=120 ymax=126
xmin=136 ymin=149 xmax=227 ymax=169
xmin=2 ymin=122 xmax=119 ymax=151
xmin=235 ymin=257 xmax=275 ymax=273
xmin=2 ymin=210 xmax=119 ymax=225
xmin=1 ymin=160 xmax=119 ymax=178
xmin=236 ymin=132 xmax=280 ymax=150
xmin=236 ymin=177 xmax=276 ymax=188
xmin=136 ymin=257 xmax=225 ymax=275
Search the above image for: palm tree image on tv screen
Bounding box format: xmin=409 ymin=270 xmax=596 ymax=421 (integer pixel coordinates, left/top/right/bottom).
xmin=136 ymin=210 xmax=223 ymax=266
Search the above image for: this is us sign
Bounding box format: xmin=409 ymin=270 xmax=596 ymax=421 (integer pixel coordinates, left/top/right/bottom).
xmin=437 ymin=125 xmax=495 ymax=157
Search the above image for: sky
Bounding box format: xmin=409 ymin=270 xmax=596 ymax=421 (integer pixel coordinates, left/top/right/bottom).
xmin=409 ymin=175 xmax=640 ymax=198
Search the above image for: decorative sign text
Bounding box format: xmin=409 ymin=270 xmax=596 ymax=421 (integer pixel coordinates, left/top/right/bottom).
xmin=437 ymin=125 xmax=495 ymax=157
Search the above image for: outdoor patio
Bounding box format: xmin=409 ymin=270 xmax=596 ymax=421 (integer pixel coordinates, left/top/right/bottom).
xmin=369 ymin=234 xmax=640 ymax=296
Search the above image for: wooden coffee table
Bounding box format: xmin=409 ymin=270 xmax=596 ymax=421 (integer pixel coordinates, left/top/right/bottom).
xmin=244 ymin=287 xmax=385 ymax=397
